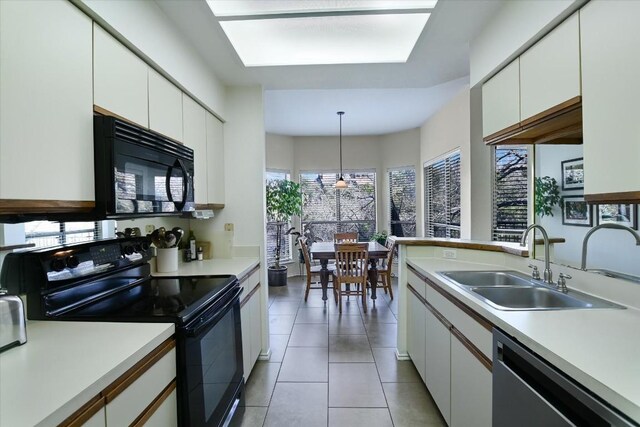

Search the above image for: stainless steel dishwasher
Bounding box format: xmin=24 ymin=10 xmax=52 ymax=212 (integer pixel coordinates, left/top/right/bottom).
xmin=493 ymin=329 xmax=637 ymax=427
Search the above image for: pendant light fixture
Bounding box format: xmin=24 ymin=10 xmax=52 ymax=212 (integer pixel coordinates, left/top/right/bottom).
xmin=335 ymin=111 xmax=348 ymax=189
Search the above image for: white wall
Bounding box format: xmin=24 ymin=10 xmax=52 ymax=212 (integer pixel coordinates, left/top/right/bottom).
xmin=469 ymin=85 xmax=493 ymax=240
xmin=420 ymin=88 xmax=472 ymax=238
xmin=470 ymin=0 xmax=584 ymax=86
xmin=266 ymin=134 xmax=295 ymax=173
xmin=536 ymin=145 xmax=640 ymax=277
xmin=76 ymin=0 xmax=226 ymax=118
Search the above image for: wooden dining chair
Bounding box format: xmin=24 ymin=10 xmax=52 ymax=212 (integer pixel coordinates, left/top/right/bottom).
xmin=334 ymin=232 xmax=357 ymax=243
xmin=371 ymin=239 xmax=396 ymax=299
xmin=300 ymin=238 xmax=335 ymax=302
xmin=332 ymin=243 xmax=369 ymax=313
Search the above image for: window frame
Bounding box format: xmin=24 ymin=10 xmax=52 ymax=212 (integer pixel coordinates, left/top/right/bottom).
xmin=24 ymin=221 xmax=101 ymax=248
xmin=492 ymin=145 xmax=529 ymax=242
xmin=299 ymin=169 xmax=377 ymax=242
xmin=388 ymin=166 xmax=417 ymax=237
xmin=265 ymin=169 xmax=293 ymax=265
xmin=423 ymin=149 xmax=461 ymax=238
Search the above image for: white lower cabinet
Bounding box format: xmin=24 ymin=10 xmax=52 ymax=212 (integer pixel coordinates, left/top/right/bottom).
xmin=241 ymin=301 xmax=253 ymax=378
xmin=450 ymin=337 xmax=492 ymax=427
xmin=425 ymin=310 xmax=451 ymax=425
xmin=83 ymin=407 xmax=106 ymax=427
xmin=141 ymin=387 xmax=178 ymax=427
xmin=240 ymin=268 xmax=262 ymax=379
xmin=407 ymin=291 xmax=426 ymax=382
xmin=249 ymin=292 xmax=262 ymax=364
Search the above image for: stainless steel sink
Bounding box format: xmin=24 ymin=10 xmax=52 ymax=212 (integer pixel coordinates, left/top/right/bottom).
xmin=437 ymin=270 xmax=625 ymax=311
xmin=440 ymin=271 xmax=534 ymax=288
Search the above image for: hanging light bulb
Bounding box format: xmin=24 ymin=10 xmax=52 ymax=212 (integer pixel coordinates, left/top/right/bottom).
xmin=335 ymin=111 xmax=348 ymax=189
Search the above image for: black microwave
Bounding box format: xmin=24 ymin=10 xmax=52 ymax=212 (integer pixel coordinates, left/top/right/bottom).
xmin=94 ymin=116 xmax=195 ymax=218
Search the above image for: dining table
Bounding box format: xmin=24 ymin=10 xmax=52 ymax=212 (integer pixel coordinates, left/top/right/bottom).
xmin=309 ymin=241 xmax=390 ymax=302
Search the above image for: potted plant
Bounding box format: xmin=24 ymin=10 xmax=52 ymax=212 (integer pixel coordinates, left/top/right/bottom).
xmin=371 ymin=230 xmax=388 ymax=245
xmin=266 ymin=179 xmax=303 ymax=286
xmin=534 ymin=176 xmax=561 ymax=218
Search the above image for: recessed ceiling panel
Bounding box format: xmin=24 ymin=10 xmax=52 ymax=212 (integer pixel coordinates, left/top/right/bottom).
xmin=219 ymin=13 xmax=430 ymax=66
xmin=207 ymin=0 xmax=437 ymax=17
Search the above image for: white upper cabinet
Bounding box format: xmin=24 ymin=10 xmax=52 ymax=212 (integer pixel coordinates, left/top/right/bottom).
xmin=520 ymin=13 xmax=581 ymax=122
xmin=149 ymin=70 xmax=183 ymax=142
xmin=206 ymin=112 xmax=226 ymax=206
xmin=0 ymin=0 xmax=94 ymax=201
xmin=482 ymin=59 xmax=520 ymax=138
xmin=581 ymin=0 xmax=640 ymax=198
xmin=183 ymin=95 xmax=208 ymax=205
xmin=94 ymin=24 xmax=149 ymax=128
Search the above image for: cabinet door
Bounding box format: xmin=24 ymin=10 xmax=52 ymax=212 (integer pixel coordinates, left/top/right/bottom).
xmin=93 ymin=24 xmax=148 ymax=128
xmin=139 ymin=387 xmax=178 ymax=427
xmin=250 ymin=290 xmax=262 ymax=370
xmin=206 ymin=112 xmax=225 ymax=205
xmin=183 ymin=95 xmax=208 ymax=204
xmin=581 ymin=0 xmax=640 ymax=197
xmin=425 ymin=309 xmax=451 ymax=425
xmin=83 ymin=406 xmax=106 ymax=427
xmin=482 ymin=59 xmax=520 ymax=138
xmin=520 ymin=13 xmax=580 ymax=122
xmin=0 ymin=0 xmax=93 ymax=201
xmin=240 ymin=301 xmax=252 ymax=379
xmin=148 ymin=69 xmax=183 ymax=142
xmin=450 ymin=337 xmax=492 ymax=427
xmin=407 ymin=292 xmax=426 ymax=382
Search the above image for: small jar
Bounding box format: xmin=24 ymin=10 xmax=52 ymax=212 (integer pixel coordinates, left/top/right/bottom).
xmin=197 ymin=246 xmax=204 ymax=261
xmin=183 ymin=249 xmax=192 ymax=263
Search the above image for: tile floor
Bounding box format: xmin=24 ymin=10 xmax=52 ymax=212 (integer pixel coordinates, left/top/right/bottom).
xmin=231 ymin=276 xmax=446 ymax=427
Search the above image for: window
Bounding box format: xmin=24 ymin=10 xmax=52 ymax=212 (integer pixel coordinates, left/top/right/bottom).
xmin=24 ymin=221 xmax=101 ymax=248
xmin=424 ymin=150 xmax=461 ymax=238
xmin=266 ymin=170 xmax=292 ymax=266
xmin=493 ymin=147 xmax=528 ymax=242
xmin=300 ymin=171 xmax=376 ymax=242
xmin=389 ymin=167 xmax=416 ymax=237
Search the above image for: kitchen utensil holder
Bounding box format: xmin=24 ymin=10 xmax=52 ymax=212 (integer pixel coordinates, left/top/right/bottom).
xmin=156 ymin=247 xmax=178 ymax=272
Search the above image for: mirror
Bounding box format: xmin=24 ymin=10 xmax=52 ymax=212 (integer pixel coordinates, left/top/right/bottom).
xmin=534 ymin=145 xmax=640 ymax=277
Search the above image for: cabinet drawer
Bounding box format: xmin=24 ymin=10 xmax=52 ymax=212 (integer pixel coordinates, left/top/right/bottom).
xmin=132 ymin=381 xmax=177 ymax=427
xmin=425 ymin=282 xmax=492 ymax=358
xmin=407 ymin=268 xmax=426 ymax=299
xmin=105 ymin=346 xmax=176 ymax=426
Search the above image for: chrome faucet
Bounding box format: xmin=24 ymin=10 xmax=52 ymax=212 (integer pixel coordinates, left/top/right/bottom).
xmin=581 ymin=223 xmax=640 ymax=270
xmin=520 ymin=224 xmax=553 ymax=285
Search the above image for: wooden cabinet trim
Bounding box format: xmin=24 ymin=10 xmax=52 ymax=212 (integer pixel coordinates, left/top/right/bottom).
xmin=0 ymin=243 xmax=35 ymax=251
xmin=237 ymin=264 xmax=261 ymax=285
xmin=102 ymin=338 xmax=176 ymax=404
xmin=58 ymin=394 xmax=105 ymax=427
xmin=0 ymin=199 xmax=94 ymax=215
xmin=408 ymin=283 xmax=451 ymax=330
xmin=130 ymin=379 xmax=177 ymax=427
xmin=482 ymin=122 xmax=522 ymax=144
xmin=520 ymin=95 xmax=581 ymax=127
xmin=194 ymin=203 xmax=225 ymax=210
xmin=584 ymin=191 xmax=640 ymax=204
xmin=407 ymin=265 xmax=494 ymax=332
xmin=241 ymin=282 xmax=261 ymax=308
xmin=451 ymin=327 xmax=492 ymax=372
xmin=393 ymin=238 xmax=529 ymax=257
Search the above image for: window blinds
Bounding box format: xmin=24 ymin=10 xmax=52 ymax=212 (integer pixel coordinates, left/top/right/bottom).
xmin=389 ymin=168 xmax=416 ymax=237
xmin=492 ymin=147 xmax=528 ymax=242
xmin=300 ymin=171 xmax=376 ymax=242
xmin=424 ymin=151 xmax=461 ymax=238
xmin=24 ymin=221 xmax=102 ymax=248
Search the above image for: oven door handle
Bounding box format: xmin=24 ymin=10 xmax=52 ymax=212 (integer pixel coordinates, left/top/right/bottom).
xmin=185 ymin=287 xmax=243 ymax=337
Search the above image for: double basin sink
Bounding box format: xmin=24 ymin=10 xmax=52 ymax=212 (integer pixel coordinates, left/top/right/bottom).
xmin=438 ymin=271 xmax=624 ymax=311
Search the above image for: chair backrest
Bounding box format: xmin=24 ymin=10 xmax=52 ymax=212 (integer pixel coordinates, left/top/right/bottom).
xmin=334 ymin=242 xmax=369 ymax=282
xmin=384 ymin=239 xmax=396 ymax=268
xmin=334 ymin=232 xmax=357 ymax=243
xmin=299 ymin=237 xmax=313 ymax=275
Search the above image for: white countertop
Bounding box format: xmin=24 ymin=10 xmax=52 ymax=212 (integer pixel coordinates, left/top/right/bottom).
xmin=151 ymin=257 xmax=259 ymax=279
xmin=0 ymin=321 xmax=174 ymax=427
xmin=408 ymin=257 xmax=640 ymax=423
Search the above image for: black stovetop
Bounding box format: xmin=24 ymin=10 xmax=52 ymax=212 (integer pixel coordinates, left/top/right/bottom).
xmin=50 ymin=274 xmax=237 ymax=326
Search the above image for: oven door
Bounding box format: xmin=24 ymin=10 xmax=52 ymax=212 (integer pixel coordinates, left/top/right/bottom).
xmin=178 ymin=286 xmax=244 ymax=427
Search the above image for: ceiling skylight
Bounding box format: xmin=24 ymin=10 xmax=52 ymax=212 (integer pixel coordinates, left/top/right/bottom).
xmin=206 ymin=0 xmax=437 ymax=67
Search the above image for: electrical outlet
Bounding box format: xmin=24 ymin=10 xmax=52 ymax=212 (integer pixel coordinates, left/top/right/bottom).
xmin=224 ymin=223 xmax=234 ymax=232
xmin=443 ymin=249 xmax=457 ymax=259
xmin=145 ymin=225 xmax=155 ymax=235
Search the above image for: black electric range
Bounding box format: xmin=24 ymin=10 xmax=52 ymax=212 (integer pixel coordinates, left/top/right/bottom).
xmin=1 ymin=237 xmax=244 ymax=427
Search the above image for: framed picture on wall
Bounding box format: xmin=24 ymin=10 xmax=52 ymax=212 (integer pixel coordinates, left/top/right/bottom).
xmin=562 ymin=196 xmax=592 ymax=226
xmin=561 ymin=157 xmax=584 ymax=190
xmin=597 ymin=204 xmax=638 ymax=229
